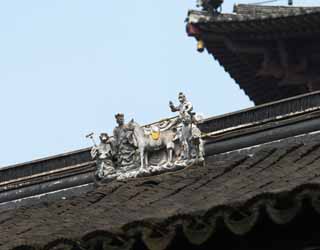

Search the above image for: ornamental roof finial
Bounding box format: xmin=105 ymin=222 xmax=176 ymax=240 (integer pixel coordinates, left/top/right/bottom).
xmin=196 ymin=0 xmax=223 ymax=13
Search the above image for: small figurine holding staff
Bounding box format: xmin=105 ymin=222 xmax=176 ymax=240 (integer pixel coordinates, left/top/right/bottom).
xmin=87 ymin=132 xmax=116 ymax=179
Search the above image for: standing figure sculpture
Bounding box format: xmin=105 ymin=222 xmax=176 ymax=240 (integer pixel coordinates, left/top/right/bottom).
xmin=169 ymin=92 xmax=204 ymax=161
xmin=113 ymin=113 xmax=139 ymax=170
xmin=90 ymin=133 xmax=115 ymax=179
xmin=180 ymin=114 xmax=193 ymax=160
xmin=169 ymin=92 xmax=194 ymax=120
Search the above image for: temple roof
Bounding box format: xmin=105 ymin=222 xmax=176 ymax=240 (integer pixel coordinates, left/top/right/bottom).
xmin=187 ymin=5 xmax=320 ymax=105
xmin=3 ymin=131 xmax=320 ymax=250
xmin=4 ymin=4 xmax=320 ymax=250
xmin=3 ymin=91 xmax=320 ymax=249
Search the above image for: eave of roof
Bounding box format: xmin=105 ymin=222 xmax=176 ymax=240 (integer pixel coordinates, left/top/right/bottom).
xmin=189 ymin=4 xmax=320 ymax=23
xmin=187 ymin=5 xmax=320 ymax=105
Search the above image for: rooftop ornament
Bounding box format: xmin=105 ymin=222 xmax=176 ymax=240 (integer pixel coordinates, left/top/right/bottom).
xmin=88 ymin=93 xmax=204 ymax=183
xmin=196 ymin=0 xmax=224 ymax=13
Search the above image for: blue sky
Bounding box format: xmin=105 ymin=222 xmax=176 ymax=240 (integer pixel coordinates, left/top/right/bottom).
xmin=0 ymin=0 xmax=317 ymax=166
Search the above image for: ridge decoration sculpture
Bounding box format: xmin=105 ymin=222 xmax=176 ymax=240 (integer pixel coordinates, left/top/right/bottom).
xmin=88 ymin=93 xmax=204 ymax=182
xmin=196 ymin=0 xmax=223 ymax=12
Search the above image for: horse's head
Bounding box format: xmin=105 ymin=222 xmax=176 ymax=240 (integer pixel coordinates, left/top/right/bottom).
xmin=127 ymin=119 xmax=134 ymax=130
xmin=127 ymin=119 xmax=141 ymax=131
xmin=126 ymin=119 xmax=145 ymax=140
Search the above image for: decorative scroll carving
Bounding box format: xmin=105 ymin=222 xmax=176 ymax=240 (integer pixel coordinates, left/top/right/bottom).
xmin=88 ymin=93 xmax=204 ymax=183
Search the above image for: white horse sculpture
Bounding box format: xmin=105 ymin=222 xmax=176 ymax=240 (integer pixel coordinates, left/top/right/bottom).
xmin=127 ymin=120 xmax=175 ymax=171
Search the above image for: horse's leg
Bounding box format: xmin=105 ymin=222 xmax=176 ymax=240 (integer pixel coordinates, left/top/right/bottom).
xmin=168 ymin=144 xmax=175 ymax=167
xmin=168 ymin=148 xmax=173 ymax=163
xmin=140 ymin=147 xmax=145 ymax=171
xmin=187 ymin=140 xmax=192 ymax=160
xmin=195 ymin=141 xmax=200 ymax=160
xmin=145 ymin=151 xmax=149 ymax=167
xmin=181 ymin=141 xmax=186 ymax=159
xmin=166 ymin=140 xmax=174 ymax=165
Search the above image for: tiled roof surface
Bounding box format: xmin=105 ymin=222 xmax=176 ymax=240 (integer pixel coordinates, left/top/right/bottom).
xmin=234 ymin=4 xmax=320 ymax=17
xmin=189 ymin=4 xmax=320 ymax=23
xmin=2 ymin=91 xmax=320 ymax=211
xmin=4 ymin=131 xmax=320 ymax=250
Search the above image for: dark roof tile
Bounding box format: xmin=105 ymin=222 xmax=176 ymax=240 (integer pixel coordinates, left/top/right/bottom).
xmin=4 ymin=131 xmax=320 ymax=249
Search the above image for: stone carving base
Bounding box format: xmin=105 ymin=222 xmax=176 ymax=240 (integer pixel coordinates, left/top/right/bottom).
xmin=90 ymin=93 xmax=205 ymax=185
xmin=95 ymin=158 xmax=205 ymax=184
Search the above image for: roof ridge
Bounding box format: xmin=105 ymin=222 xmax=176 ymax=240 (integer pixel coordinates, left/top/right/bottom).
xmin=233 ymin=4 xmax=320 ymax=16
